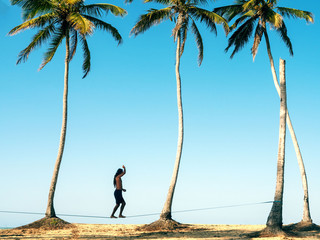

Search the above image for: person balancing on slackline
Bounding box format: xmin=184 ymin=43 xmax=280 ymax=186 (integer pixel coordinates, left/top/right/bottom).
xmin=110 ymin=165 xmax=126 ymax=218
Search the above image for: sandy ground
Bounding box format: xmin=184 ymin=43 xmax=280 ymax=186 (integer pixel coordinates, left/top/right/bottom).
xmin=1 ymin=224 xmax=320 ymax=240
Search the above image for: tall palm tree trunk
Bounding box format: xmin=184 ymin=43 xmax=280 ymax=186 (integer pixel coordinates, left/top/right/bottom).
xmin=160 ymin=34 xmax=184 ymax=220
xmin=266 ymin=58 xmax=287 ymax=232
xmin=264 ymin=32 xmax=312 ymax=223
xmin=45 ymin=31 xmax=70 ymax=218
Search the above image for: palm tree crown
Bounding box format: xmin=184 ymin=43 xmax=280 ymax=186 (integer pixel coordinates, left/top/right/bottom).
xmin=9 ymin=0 xmax=127 ymax=78
xmin=131 ymin=0 xmax=229 ymax=65
xmin=215 ymin=0 xmax=314 ymax=60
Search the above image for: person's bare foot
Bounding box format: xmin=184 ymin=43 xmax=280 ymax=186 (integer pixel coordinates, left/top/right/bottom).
xmin=110 ymin=215 xmax=117 ymax=218
xmin=119 ymin=215 xmax=126 ymax=218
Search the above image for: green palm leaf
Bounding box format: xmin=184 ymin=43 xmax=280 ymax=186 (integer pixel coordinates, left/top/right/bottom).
xmin=274 ymin=21 xmax=293 ymax=56
xmin=79 ymin=34 xmax=91 ymax=78
xmin=17 ymin=23 xmax=56 ymax=64
xmin=229 ymin=11 xmax=255 ymax=30
xmin=178 ymin=16 xmax=189 ymax=56
xmin=82 ymin=4 xmax=127 ymax=17
xmin=223 ymin=0 xmax=313 ymax=60
xmin=144 ymin=0 xmax=171 ymax=5
xmin=8 ymin=13 xmax=56 ymax=35
xmin=191 ymin=20 xmax=203 ymax=65
xmin=251 ymin=21 xmax=264 ymax=61
xmin=131 ymin=7 xmax=172 ymax=36
xmin=84 ymin=15 xmax=123 ymax=44
xmin=65 ymin=0 xmax=83 ymax=5
xmin=191 ymin=0 xmax=211 ymax=6
xmin=39 ymin=26 xmax=65 ymax=70
xmin=213 ymin=4 xmax=243 ymax=22
xmin=67 ymin=13 xmax=94 ymax=35
xmin=264 ymin=7 xmax=283 ymax=28
xmin=10 ymin=0 xmax=126 ymax=79
xmin=269 ymin=0 xmax=278 ymax=4
xmin=11 ymin=0 xmax=54 ymax=20
xmin=189 ymin=7 xmax=229 ymax=35
xmin=69 ymin=29 xmax=78 ymax=61
xmin=276 ymin=7 xmax=314 ymax=23
xmin=242 ymin=0 xmax=262 ymax=11
xmin=226 ymin=16 xmax=258 ymax=58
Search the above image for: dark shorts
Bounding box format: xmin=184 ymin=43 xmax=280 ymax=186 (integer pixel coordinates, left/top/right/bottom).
xmin=114 ymin=189 xmax=125 ymax=204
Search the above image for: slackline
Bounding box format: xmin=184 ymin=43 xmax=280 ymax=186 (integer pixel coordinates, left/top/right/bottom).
xmin=0 ymin=200 xmax=277 ymax=219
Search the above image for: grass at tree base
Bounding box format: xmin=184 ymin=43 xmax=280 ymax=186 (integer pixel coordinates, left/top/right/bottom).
xmin=136 ymin=218 xmax=188 ymax=231
xmin=284 ymin=221 xmax=320 ymax=232
xmin=15 ymin=217 xmax=72 ymax=230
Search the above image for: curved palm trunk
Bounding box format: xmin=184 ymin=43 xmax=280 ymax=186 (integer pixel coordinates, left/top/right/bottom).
xmin=160 ymin=34 xmax=184 ymax=220
xmin=266 ymin=59 xmax=287 ymax=231
xmin=264 ymin=32 xmax=312 ymax=223
xmin=45 ymin=32 xmax=70 ymax=218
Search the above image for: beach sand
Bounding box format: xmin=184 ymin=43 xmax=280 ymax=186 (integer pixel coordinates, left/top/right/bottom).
xmin=1 ymin=223 xmax=320 ymax=239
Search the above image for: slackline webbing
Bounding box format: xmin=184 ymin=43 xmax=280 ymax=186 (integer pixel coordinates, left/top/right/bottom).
xmin=0 ymin=200 xmax=278 ymax=219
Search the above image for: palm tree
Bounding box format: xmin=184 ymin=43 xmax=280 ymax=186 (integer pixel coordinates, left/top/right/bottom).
xmin=9 ymin=0 xmax=126 ymax=219
xmin=214 ymin=0 xmax=314 ymax=227
xmin=131 ymin=0 xmax=228 ymax=229
xmin=266 ymin=59 xmax=287 ymax=233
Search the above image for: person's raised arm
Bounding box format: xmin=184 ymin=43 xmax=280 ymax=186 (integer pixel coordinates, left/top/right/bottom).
xmin=117 ymin=165 xmax=126 ymax=178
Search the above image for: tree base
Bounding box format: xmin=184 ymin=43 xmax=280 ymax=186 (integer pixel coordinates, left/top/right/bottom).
xmin=15 ymin=217 xmax=72 ymax=230
xmin=284 ymin=221 xmax=320 ymax=232
xmin=136 ymin=218 xmax=186 ymax=231
xmin=244 ymin=226 xmax=289 ymax=238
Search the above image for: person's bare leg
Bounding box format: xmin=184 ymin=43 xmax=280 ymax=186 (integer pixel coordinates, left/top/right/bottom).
xmin=111 ymin=204 xmax=119 ymax=218
xmin=119 ymin=201 xmax=126 ymax=218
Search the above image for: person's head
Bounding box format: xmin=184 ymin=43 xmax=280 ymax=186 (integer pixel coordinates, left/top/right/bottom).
xmin=115 ymin=168 xmax=123 ymax=176
xmin=113 ymin=168 xmax=123 ymax=187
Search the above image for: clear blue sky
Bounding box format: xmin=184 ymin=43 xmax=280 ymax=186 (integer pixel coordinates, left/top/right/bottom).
xmin=0 ymin=0 xmax=319 ymax=228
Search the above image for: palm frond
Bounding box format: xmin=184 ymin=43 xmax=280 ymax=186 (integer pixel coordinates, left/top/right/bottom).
xmin=172 ymin=14 xmax=183 ymax=41
xmin=79 ymin=34 xmax=91 ymax=78
xmin=39 ymin=26 xmax=65 ymax=70
xmin=67 ymin=13 xmax=94 ymax=35
xmin=144 ymin=0 xmax=171 ymax=5
xmin=192 ymin=0 xmax=210 ymax=7
xmin=16 ymin=23 xmax=56 ymax=64
xmin=191 ymin=20 xmax=203 ymax=65
xmin=242 ymin=0 xmax=262 ymax=11
xmin=229 ymin=10 xmax=254 ymax=31
xmin=82 ymin=4 xmax=127 ymax=17
xmin=274 ymin=21 xmax=293 ymax=56
xmin=84 ymin=15 xmax=123 ymax=44
xmin=213 ymin=4 xmax=243 ymax=22
xmin=65 ymin=0 xmax=83 ymax=5
xmin=8 ymin=13 xmax=56 ymax=35
xmin=235 ymin=0 xmax=248 ymax=4
xmin=265 ymin=8 xmax=283 ymax=28
xmin=131 ymin=7 xmax=172 ymax=36
xmin=69 ymin=29 xmax=78 ymax=61
xmin=189 ymin=7 xmax=229 ymax=35
xmin=276 ymin=7 xmax=314 ymax=23
xmin=226 ymin=16 xmax=258 ymax=58
xmin=269 ymin=0 xmax=278 ymax=4
xmin=251 ymin=21 xmax=264 ymax=61
xmin=11 ymin=0 xmax=54 ymax=20
xmin=179 ymin=16 xmax=189 ymax=56
xmin=10 ymin=0 xmax=26 ymax=5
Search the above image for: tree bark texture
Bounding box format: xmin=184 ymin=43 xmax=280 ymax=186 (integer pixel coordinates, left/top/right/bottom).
xmin=45 ymin=32 xmax=70 ymax=218
xmin=160 ymin=33 xmax=184 ymax=220
xmin=264 ymin=33 xmax=312 ymax=223
xmin=266 ymin=58 xmax=287 ymax=231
